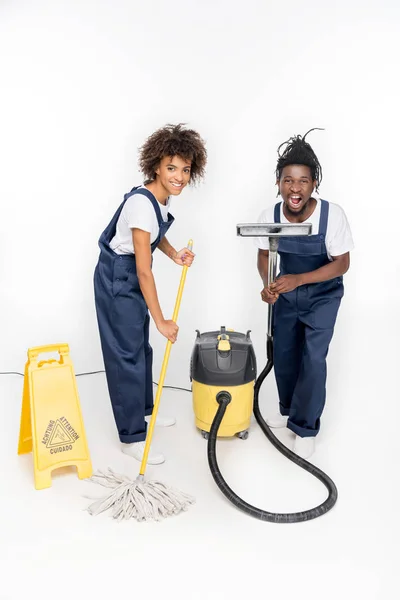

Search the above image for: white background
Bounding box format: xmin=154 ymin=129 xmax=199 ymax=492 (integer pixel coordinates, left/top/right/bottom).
xmin=0 ymin=1 xmax=399 ymax=599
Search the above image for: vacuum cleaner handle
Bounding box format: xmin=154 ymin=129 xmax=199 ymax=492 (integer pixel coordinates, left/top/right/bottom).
xmin=267 ymin=237 xmax=279 ymax=339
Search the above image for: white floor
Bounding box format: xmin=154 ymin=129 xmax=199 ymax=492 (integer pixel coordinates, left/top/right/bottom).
xmin=0 ymin=371 xmax=396 ymax=600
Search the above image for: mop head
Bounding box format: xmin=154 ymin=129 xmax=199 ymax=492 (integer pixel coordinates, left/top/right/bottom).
xmin=85 ymin=468 xmax=195 ymax=522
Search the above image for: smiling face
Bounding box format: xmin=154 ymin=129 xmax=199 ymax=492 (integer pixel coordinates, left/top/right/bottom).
xmin=277 ymin=164 xmax=317 ymax=217
xmin=155 ymin=155 xmax=192 ymax=197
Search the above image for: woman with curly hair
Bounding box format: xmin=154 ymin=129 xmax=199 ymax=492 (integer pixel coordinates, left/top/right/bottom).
xmin=94 ymin=123 xmax=207 ymax=464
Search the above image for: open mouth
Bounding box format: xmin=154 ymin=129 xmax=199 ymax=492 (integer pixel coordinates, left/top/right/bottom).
xmin=171 ymin=182 xmax=183 ymax=189
xmin=288 ymin=195 xmax=302 ymax=209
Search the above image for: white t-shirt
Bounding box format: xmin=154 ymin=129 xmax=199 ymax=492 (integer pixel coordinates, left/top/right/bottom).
xmin=254 ymin=197 xmax=354 ymax=260
xmin=110 ymin=186 xmax=171 ymax=255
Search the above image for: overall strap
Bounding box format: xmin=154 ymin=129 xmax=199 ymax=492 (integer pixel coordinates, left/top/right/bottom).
xmin=318 ymin=199 xmax=329 ymax=236
xmin=274 ymin=202 xmax=281 ymax=223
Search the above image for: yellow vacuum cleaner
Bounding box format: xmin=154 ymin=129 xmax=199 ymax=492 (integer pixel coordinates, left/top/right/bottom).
xmin=189 ymin=222 xmax=338 ymax=524
xmin=191 ymin=327 xmax=256 ymax=440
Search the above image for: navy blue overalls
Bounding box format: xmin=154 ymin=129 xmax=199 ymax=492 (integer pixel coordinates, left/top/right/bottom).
xmin=94 ymin=187 xmax=174 ymax=443
xmin=273 ymin=199 xmax=344 ymax=437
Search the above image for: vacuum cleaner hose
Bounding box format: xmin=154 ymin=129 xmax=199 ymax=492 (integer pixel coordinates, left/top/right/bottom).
xmin=207 ymin=336 xmax=338 ymax=523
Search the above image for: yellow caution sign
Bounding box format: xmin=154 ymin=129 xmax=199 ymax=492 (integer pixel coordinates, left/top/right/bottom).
xmin=18 ymin=344 xmax=92 ymax=490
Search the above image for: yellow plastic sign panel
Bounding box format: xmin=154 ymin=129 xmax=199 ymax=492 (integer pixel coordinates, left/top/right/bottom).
xmin=18 ymin=344 xmax=92 ymax=490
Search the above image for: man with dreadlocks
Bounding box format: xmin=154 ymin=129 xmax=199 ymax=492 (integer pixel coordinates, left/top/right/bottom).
xmin=94 ymin=124 xmax=207 ymax=464
xmin=255 ymin=129 xmax=354 ymax=459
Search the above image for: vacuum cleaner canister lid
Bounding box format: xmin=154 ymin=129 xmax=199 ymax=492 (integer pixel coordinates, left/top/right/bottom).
xmin=190 ymin=326 xmax=257 ymax=387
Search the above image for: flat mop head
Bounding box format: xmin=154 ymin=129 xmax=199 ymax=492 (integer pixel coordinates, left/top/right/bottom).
xmin=85 ymin=469 xmax=195 ymax=522
xmin=236 ymin=223 xmax=312 ymax=237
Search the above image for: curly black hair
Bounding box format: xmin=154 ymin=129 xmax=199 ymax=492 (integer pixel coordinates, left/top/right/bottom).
xmin=138 ymin=123 xmax=207 ymax=184
xmin=276 ymin=128 xmax=324 ymax=190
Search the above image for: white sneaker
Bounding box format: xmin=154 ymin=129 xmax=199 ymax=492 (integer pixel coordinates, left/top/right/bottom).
xmin=121 ymin=441 xmax=165 ymax=465
xmin=146 ymin=414 xmax=176 ymax=427
xmin=266 ymin=412 xmax=288 ymax=428
xmin=293 ymin=435 xmax=315 ymax=459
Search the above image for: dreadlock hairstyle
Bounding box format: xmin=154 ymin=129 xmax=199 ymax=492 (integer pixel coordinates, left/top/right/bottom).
xmin=139 ymin=123 xmax=207 ymax=185
xmin=275 ymin=128 xmax=324 ymax=191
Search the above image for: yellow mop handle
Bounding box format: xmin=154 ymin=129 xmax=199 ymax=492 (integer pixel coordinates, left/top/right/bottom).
xmin=139 ymin=239 xmax=193 ymax=476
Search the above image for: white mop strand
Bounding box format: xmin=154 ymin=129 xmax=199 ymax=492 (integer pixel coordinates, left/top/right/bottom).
xmin=85 ymin=468 xmax=195 ymax=522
